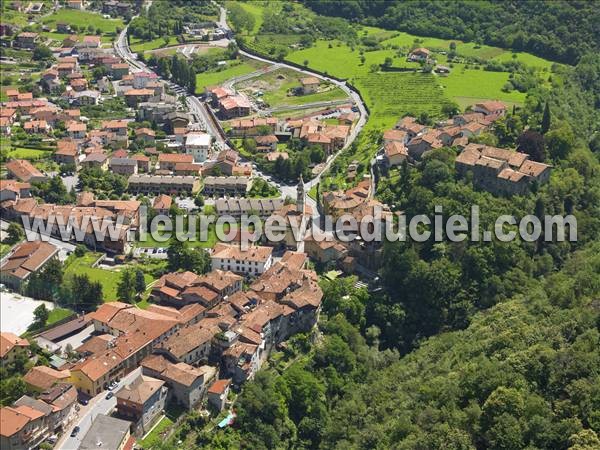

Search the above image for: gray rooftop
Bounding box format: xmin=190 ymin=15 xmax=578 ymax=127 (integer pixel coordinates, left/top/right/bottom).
xmin=79 ymin=414 xmax=131 ymax=449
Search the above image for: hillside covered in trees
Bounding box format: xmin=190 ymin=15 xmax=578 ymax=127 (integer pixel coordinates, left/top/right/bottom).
xmin=302 ymin=0 xmax=600 ymax=64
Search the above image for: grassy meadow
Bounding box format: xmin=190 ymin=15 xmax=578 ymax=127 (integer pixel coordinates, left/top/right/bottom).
xmin=42 ymin=9 xmax=124 ymax=34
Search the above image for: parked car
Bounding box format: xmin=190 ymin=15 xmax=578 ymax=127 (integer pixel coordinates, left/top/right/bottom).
xmin=105 ymin=392 xmax=114 ymax=400
xmin=78 ymin=398 xmax=88 ymax=406
xmin=70 ymin=426 xmax=80 ymax=437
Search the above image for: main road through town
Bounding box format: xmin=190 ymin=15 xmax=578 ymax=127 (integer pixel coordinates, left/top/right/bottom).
xmin=115 ymin=2 xmax=369 ymax=228
xmin=56 ymin=368 xmax=142 ymax=450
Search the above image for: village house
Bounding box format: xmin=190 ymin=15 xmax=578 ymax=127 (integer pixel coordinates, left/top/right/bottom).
xmin=455 ymin=143 xmax=552 ymax=195
xmin=54 ymin=139 xmax=79 ymax=165
xmin=408 ymin=47 xmax=431 ymax=62
xmin=66 ymin=121 xmax=87 ymax=139
xmin=0 ymin=405 xmax=48 ymax=449
xmin=0 ymin=332 xmax=29 ymax=363
xmin=69 ymin=89 xmax=100 ymax=106
xmin=0 ymin=179 xmax=30 ymax=202
xmin=299 ymin=77 xmax=320 ymax=94
xmin=185 ymin=131 xmax=211 ymax=162
xmin=132 ymin=154 xmax=150 ymax=172
xmin=394 ymin=116 xmax=428 ymax=139
xmin=152 ymin=194 xmax=172 ymax=215
xmin=78 ymin=414 xmax=134 ymax=450
xmin=5 ymin=159 xmax=47 ymax=183
xmin=109 ymin=157 xmax=139 ymax=176
xmin=174 ymin=162 xmax=202 ymax=176
xmin=406 ymin=130 xmax=444 ymax=159
xmin=229 ymin=117 xmax=278 ymax=136
xmin=23 ymin=120 xmax=49 ymax=134
xmin=23 ymin=365 xmax=71 ymax=392
xmin=14 ymin=31 xmax=38 ymax=49
xmin=124 ymin=88 xmax=155 ymax=107
xmin=115 ymin=374 xmax=167 ymax=436
xmin=210 ymin=243 xmax=274 ymax=276
xmin=141 ymin=354 xmax=217 ymax=410
xmin=157 ymin=153 xmax=194 ymax=171
xmin=207 ymin=379 xmax=231 ymax=412
xmin=135 ymin=127 xmax=155 ymax=145
xmin=206 ymin=86 xmax=235 ymax=107
xmin=81 ymin=152 xmax=109 ymax=170
xmin=255 ymin=134 xmax=278 ymax=152
xmin=472 ymin=100 xmax=507 ymax=117
xmin=219 ymin=95 xmax=251 ymax=119
xmin=384 ymin=140 xmax=409 ymax=166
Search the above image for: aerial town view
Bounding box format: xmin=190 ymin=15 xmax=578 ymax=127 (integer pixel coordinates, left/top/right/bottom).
xmin=0 ymin=1 xmax=599 ymax=449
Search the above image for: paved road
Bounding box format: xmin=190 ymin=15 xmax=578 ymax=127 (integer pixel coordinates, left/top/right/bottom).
xmin=56 ymin=368 xmax=142 ymax=450
xmin=115 ymin=3 xmax=368 ymax=232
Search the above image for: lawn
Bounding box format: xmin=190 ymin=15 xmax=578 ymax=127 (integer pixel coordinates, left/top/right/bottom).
xmin=63 ymin=253 xmax=154 ymax=302
xmin=236 ymin=67 xmax=348 ymax=108
xmin=47 ymin=308 xmax=74 ymax=325
xmin=42 ymin=9 xmax=124 ymax=34
xmin=195 ymin=60 xmax=263 ymax=93
xmin=137 ymin=220 xmax=234 ymax=249
xmin=139 ymin=416 xmax=173 ymax=449
xmin=1 ymin=147 xmax=53 ymax=160
xmin=130 ymin=36 xmax=179 ymax=53
xmin=438 ymin=64 xmax=526 ymax=109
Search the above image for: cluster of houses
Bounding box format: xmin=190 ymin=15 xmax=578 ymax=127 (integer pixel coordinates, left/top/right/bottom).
xmin=380 ymin=101 xmax=551 ymax=195
xmin=0 ymin=239 xmax=324 ymax=447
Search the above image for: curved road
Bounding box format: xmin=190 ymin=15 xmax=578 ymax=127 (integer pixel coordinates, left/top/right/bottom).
xmin=115 ymin=3 xmax=369 ymax=227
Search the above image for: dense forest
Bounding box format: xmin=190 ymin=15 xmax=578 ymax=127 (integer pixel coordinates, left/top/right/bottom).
xmin=302 ymin=0 xmax=600 ymax=65
xmin=182 ymin=6 xmax=600 ymax=445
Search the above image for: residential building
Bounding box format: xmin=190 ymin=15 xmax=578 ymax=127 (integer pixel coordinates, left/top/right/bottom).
xmin=472 ymin=100 xmax=507 ymax=117
xmin=455 ymin=143 xmax=552 ymax=195
xmin=202 ymin=176 xmax=251 ymax=197
xmin=158 ymin=153 xmax=194 ymax=172
xmin=152 ymin=194 xmax=172 ymax=215
xmin=141 ymin=355 xmax=216 ymax=410
xmin=408 ymin=47 xmax=431 ymax=62
xmin=135 ymin=127 xmax=155 ymax=144
xmin=78 ymin=414 xmax=134 ymax=450
xmin=23 ymin=365 xmax=70 ymax=392
xmin=299 ymin=77 xmax=320 ymax=94
xmin=210 ymin=243 xmax=273 ymax=276
xmin=0 ymin=332 xmax=29 ymax=363
xmin=0 ymin=405 xmax=48 ymax=450
xmin=15 ymin=32 xmax=38 ymax=49
xmin=81 ymin=153 xmax=109 ymax=170
xmin=110 ymin=157 xmax=138 ymax=176
xmin=5 ymin=159 xmax=47 ymax=183
xmin=214 ymin=197 xmax=284 ymax=218
xmin=54 ymin=139 xmax=79 ymax=165
xmin=115 ymin=375 xmax=167 ymax=436
xmin=127 ymin=174 xmax=201 ymax=195
xmin=185 ymin=132 xmax=211 ymax=162
xmin=0 ymin=180 xmax=31 ymax=202
xmin=219 ymin=95 xmax=251 ymax=119
xmin=229 ymin=117 xmax=278 ymax=136
xmin=0 ymin=241 xmax=60 ymax=291
xmin=207 ymin=379 xmax=231 ymax=412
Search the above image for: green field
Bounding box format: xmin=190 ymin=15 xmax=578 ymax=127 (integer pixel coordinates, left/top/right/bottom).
xmin=47 ymin=308 xmax=74 ymax=325
xmin=63 ymin=253 xmax=154 ymax=302
xmin=356 ymin=72 xmax=450 ymax=130
xmin=1 ymin=147 xmax=53 ymax=160
xmin=42 ymin=10 xmax=124 ymax=34
xmin=130 ymin=36 xmax=179 ymax=53
xmin=195 ymin=60 xmax=264 ymax=93
xmin=236 ymin=67 xmax=348 ymax=108
xmin=438 ymin=64 xmax=526 ymax=109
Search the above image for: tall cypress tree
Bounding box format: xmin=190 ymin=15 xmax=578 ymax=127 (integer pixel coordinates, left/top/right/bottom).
xmin=541 ymin=101 xmax=551 ymax=134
